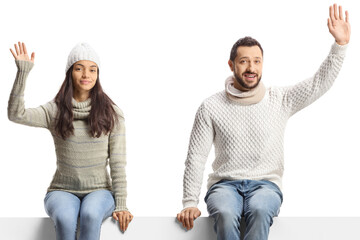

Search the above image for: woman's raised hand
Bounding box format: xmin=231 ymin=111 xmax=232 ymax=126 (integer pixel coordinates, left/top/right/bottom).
xmin=10 ymin=42 xmax=35 ymax=63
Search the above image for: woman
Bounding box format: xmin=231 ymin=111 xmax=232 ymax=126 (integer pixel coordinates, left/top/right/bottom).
xmin=8 ymin=42 xmax=133 ymax=240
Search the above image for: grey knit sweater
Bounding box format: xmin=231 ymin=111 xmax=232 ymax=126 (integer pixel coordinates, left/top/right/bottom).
xmin=8 ymin=60 xmax=128 ymax=212
xmin=182 ymin=43 xmax=347 ymax=209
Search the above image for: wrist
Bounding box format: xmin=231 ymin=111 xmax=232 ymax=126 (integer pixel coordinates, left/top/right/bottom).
xmin=183 ymin=200 xmax=198 ymax=210
xmin=335 ymin=39 xmax=349 ymax=45
xmin=15 ymin=60 xmax=34 ymax=72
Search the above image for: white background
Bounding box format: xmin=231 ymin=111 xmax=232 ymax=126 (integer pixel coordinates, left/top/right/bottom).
xmin=0 ymin=0 xmax=359 ymax=217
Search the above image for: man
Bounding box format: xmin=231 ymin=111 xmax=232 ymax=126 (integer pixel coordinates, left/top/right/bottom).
xmin=177 ymin=4 xmax=350 ymax=240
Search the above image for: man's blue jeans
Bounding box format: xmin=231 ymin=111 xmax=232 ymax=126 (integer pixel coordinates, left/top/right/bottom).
xmin=205 ymin=179 xmax=283 ymax=240
xmin=44 ymin=190 xmax=115 ymax=240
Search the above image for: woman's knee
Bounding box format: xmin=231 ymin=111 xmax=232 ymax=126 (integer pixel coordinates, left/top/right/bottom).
xmin=80 ymin=208 xmax=104 ymax=225
xmin=52 ymin=210 xmax=78 ymax=229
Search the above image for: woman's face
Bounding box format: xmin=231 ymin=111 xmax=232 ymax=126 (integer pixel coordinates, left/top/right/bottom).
xmin=72 ymin=60 xmax=98 ymax=95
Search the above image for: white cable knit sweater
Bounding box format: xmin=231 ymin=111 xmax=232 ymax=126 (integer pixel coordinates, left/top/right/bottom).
xmin=182 ymin=43 xmax=347 ymax=209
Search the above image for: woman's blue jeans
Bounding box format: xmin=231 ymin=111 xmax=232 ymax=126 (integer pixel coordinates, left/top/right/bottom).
xmin=205 ymin=179 xmax=283 ymax=240
xmin=44 ymin=190 xmax=115 ymax=240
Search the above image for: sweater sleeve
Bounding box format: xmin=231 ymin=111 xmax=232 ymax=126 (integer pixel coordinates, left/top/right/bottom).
xmin=281 ymin=42 xmax=347 ymax=116
xmin=8 ymin=60 xmax=53 ymax=129
xmin=182 ymin=102 xmax=214 ymax=209
xmin=109 ymin=106 xmax=128 ymax=212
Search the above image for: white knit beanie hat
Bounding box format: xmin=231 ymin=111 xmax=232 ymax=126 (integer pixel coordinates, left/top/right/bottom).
xmin=65 ymin=42 xmax=100 ymax=73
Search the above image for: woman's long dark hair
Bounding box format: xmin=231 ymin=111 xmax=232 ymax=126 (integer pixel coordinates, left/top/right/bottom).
xmin=55 ymin=66 xmax=118 ymax=139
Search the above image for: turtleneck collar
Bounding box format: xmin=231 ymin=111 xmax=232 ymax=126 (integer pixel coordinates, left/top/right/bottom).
xmin=225 ymin=76 xmax=266 ymax=105
xmin=72 ymin=98 xmax=91 ymax=119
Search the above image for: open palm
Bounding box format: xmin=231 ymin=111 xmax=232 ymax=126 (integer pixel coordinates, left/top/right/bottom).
xmin=10 ymin=42 xmax=35 ymax=63
xmin=328 ymin=4 xmax=351 ymax=45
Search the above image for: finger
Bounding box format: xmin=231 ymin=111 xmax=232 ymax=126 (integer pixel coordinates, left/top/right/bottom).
xmin=118 ymin=215 xmax=123 ymax=232
xmin=22 ymin=42 xmax=28 ymax=55
xmin=10 ymin=49 xmax=17 ymax=59
xmin=121 ymin=214 xmax=126 ymax=232
xmin=178 ymin=212 xmax=185 ymax=223
xmin=184 ymin=211 xmax=190 ymax=229
xmin=125 ymin=214 xmax=130 ymax=231
xmin=177 ymin=213 xmax=180 ymax=222
xmin=14 ymin=43 xmax=20 ymax=56
xmin=345 ymin=10 xmax=349 ymax=23
xmin=19 ymin=42 xmax=24 ymax=55
xmin=180 ymin=213 xmax=186 ymax=227
xmin=327 ymin=18 xmax=333 ymax=31
xmin=339 ymin=5 xmax=343 ymax=20
xmin=194 ymin=210 xmax=200 ymax=219
xmin=179 ymin=212 xmax=183 ymax=222
xmin=189 ymin=211 xmax=194 ymax=229
xmin=31 ymin=52 xmax=35 ymax=62
xmin=112 ymin=212 xmax=118 ymax=221
xmin=333 ymin=4 xmax=338 ymax=20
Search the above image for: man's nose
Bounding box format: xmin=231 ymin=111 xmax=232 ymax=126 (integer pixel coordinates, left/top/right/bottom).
xmin=247 ymin=62 xmax=255 ymax=72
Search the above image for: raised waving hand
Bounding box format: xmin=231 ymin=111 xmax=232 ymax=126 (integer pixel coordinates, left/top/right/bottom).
xmin=10 ymin=42 xmax=35 ymax=63
xmin=328 ymin=4 xmax=351 ymax=45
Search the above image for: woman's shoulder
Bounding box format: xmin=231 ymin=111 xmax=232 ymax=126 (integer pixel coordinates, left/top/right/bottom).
xmin=112 ymin=104 xmax=124 ymax=119
xmin=41 ymin=100 xmax=58 ymax=114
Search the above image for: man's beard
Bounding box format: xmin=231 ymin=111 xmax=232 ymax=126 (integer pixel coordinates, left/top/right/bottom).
xmin=234 ymin=70 xmax=262 ymax=90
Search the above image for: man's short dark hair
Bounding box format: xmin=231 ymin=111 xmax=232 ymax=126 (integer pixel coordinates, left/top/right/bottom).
xmin=229 ymin=36 xmax=263 ymax=62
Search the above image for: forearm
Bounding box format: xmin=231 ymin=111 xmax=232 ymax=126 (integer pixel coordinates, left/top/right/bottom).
xmin=109 ymin=116 xmax=128 ymax=212
xmin=182 ymin=155 xmax=208 ymax=209
xmin=8 ymin=60 xmax=33 ymax=122
xmin=283 ymin=42 xmax=347 ymax=115
xmin=8 ymin=60 xmax=52 ymax=128
xmin=182 ymin=103 xmax=214 ymax=209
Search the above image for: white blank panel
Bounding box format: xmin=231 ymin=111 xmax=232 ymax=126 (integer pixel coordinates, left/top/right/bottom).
xmin=1 ymin=217 xmax=359 ymax=240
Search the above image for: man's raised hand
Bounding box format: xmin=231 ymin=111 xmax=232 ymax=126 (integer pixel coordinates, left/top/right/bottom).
xmin=328 ymin=4 xmax=351 ymax=45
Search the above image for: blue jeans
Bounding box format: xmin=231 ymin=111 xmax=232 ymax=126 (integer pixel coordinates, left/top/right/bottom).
xmin=44 ymin=190 xmax=115 ymax=240
xmin=205 ymin=179 xmax=283 ymax=240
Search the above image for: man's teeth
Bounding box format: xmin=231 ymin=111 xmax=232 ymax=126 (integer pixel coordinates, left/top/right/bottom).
xmin=245 ymin=74 xmax=255 ymax=78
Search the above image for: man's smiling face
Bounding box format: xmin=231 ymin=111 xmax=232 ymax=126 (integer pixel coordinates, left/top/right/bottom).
xmin=228 ymin=45 xmax=263 ymax=90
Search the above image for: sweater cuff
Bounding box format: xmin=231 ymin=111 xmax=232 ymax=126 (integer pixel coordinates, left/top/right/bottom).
xmin=114 ymin=197 xmax=128 ymax=212
xmin=331 ymin=42 xmax=348 ymax=55
xmin=182 ymin=200 xmax=198 ymax=210
xmin=15 ymin=60 xmax=34 ymax=72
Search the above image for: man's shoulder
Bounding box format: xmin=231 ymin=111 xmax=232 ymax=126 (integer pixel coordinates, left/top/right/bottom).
xmin=197 ymin=91 xmax=229 ymax=117
xmin=203 ymin=90 xmax=226 ymax=105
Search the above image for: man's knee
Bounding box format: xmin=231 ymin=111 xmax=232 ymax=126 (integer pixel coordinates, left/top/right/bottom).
xmin=212 ymin=206 xmax=241 ymax=228
xmin=251 ymin=205 xmax=274 ymax=219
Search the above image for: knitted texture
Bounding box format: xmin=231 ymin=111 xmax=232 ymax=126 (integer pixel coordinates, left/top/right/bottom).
xmin=8 ymin=60 xmax=127 ymax=212
xmin=182 ymin=43 xmax=347 ymax=209
xmin=65 ymin=42 xmax=100 ymax=73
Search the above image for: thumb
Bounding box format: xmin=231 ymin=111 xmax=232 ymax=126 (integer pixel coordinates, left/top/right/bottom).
xmin=31 ymin=52 xmax=35 ymax=62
